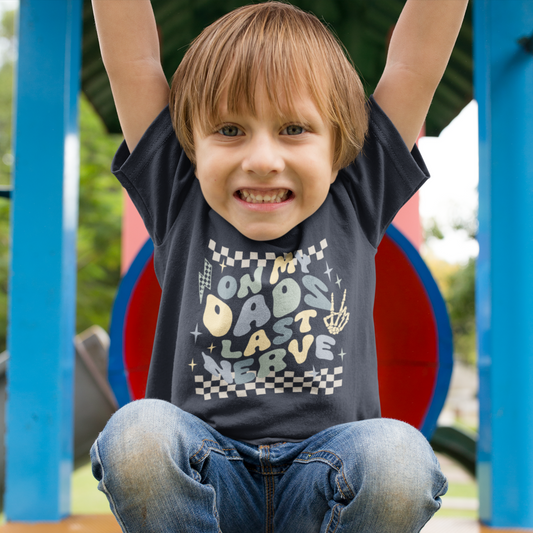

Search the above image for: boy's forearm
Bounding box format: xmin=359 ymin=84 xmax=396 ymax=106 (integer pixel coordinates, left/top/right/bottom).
xmin=374 ymin=0 xmax=468 ymax=149
xmin=92 ymin=0 xmax=162 ymax=75
xmin=386 ymin=0 xmax=469 ymax=89
xmin=92 ymin=0 xmax=169 ymax=151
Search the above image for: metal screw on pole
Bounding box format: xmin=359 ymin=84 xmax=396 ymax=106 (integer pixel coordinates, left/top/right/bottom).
xmin=518 ymin=32 xmax=533 ymax=54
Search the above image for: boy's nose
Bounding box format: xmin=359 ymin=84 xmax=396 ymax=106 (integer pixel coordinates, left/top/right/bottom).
xmin=241 ymin=135 xmax=285 ymax=176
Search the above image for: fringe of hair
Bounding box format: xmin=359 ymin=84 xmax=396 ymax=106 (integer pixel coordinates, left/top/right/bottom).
xmin=170 ymin=2 xmax=368 ymax=168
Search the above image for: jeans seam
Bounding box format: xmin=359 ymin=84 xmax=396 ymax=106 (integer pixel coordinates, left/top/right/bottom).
xmin=260 ymin=445 xmax=276 ymax=533
xmin=266 ymin=475 xmax=274 ymax=533
xmin=94 ymin=440 xmax=129 ymax=533
xmin=295 ymin=450 xmax=343 ymax=468
xmin=211 ymin=494 xmax=223 ymax=533
xmin=190 ymin=439 xmax=237 ymax=465
xmin=336 ymin=476 xmax=353 ymax=501
xmin=267 ymin=445 xmax=274 ymax=533
xmin=247 ymin=466 xmax=290 ymax=475
xmin=325 ymin=502 xmax=342 ymax=533
xmin=296 ymin=450 xmax=355 ymax=500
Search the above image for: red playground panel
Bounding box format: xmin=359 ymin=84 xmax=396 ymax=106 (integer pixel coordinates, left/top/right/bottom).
xmin=375 ymin=234 xmax=439 ymax=429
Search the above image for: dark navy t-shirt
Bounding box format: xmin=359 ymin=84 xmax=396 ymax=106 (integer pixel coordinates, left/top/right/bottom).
xmin=112 ymin=96 xmax=429 ymax=444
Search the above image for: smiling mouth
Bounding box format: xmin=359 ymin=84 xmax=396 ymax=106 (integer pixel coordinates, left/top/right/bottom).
xmin=237 ymin=188 xmax=292 ymax=204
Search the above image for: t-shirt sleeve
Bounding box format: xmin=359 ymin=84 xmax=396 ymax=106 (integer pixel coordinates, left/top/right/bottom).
xmin=111 ymin=106 xmax=196 ymax=246
xmin=338 ymin=95 xmax=430 ymax=249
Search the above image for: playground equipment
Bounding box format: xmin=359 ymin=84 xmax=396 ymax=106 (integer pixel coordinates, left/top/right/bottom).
xmin=5 ymin=0 xmax=533 ymax=530
xmin=474 ymin=2 xmax=533 ymax=526
xmin=0 ymin=327 xmax=117 ymax=507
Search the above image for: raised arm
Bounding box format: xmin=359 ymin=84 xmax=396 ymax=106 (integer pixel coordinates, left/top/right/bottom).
xmin=373 ymin=0 xmax=469 ymax=150
xmin=92 ymin=0 xmax=170 ymax=151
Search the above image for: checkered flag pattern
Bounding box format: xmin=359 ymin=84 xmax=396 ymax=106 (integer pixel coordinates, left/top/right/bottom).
xmin=194 ymin=366 xmax=343 ymax=400
xmin=295 ymin=239 xmax=329 ymax=262
xmin=207 ymin=239 xmax=328 ymax=269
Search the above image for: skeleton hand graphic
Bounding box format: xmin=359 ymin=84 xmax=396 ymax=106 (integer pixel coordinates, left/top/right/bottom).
xmin=323 ymin=290 xmax=350 ymax=335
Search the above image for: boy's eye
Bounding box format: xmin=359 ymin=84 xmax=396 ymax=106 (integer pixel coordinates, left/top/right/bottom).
xmin=281 ymin=125 xmax=305 ymax=136
xmin=218 ymin=125 xmax=242 ymax=137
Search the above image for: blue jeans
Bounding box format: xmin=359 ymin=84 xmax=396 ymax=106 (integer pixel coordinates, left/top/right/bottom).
xmin=91 ymin=399 xmax=447 ymax=533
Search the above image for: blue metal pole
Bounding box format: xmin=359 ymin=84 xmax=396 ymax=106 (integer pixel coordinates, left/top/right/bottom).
xmin=6 ymin=0 xmax=82 ymax=521
xmin=475 ymin=0 xmax=533 ymax=527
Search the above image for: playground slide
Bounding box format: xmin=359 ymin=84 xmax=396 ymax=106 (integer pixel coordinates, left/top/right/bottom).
xmin=0 ymin=326 xmax=118 ymax=500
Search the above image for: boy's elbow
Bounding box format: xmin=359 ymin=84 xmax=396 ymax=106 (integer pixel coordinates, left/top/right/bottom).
xmin=104 ymin=56 xmax=166 ymax=86
xmin=384 ymin=61 xmax=442 ymax=101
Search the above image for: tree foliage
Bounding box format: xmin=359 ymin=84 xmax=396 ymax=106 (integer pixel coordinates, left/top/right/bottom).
xmin=424 ymin=252 xmax=477 ymax=366
xmin=423 ymin=210 xmax=478 ymax=366
xmin=76 ymin=98 xmax=122 ymax=335
xmin=0 ymin=9 xmax=15 ymax=354
xmin=446 ymin=257 xmax=476 ymax=365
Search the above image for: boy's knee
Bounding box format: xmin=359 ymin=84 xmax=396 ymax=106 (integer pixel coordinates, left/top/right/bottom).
xmin=92 ymin=400 xmax=190 ymax=477
xmin=101 ymin=399 xmax=184 ymax=442
xmin=346 ymin=418 xmax=432 ymax=464
xmin=91 ymin=400 xmax=196 ymax=503
xmin=91 ymin=399 xmax=209 ymax=498
xmin=341 ymin=419 xmax=446 ymax=503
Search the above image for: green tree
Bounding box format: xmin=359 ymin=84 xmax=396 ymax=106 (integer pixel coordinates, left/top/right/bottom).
xmin=447 ymin=257 xmax=476 ymax=365
xmin=76 ymin=97 xmax=123 ymax=334
xmin=423 ymin=214 xmax=477 ymax=366
xmin=0 ymin=8 xmax=15 ymax=353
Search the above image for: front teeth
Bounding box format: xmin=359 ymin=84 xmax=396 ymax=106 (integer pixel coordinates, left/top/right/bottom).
xmin=240 ymin=189 xmax=290 ymax=204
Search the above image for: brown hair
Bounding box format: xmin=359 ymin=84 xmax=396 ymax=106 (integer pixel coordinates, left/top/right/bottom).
xmin=170 ymin=1 xmax=368 ymax=169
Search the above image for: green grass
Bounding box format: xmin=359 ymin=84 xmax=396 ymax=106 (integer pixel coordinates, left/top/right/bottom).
xmin=445 ymin=481 xmax=478 ymax=499
xmin=437 ymin=477 xmax=478 ymax=520
xmin=71 ymin=462 xmax=112 ymax=515
xmin=436 ymin=508 xmax=478 ymax=519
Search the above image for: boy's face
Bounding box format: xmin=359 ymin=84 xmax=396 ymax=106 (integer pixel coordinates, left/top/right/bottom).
xmin=193 ymin=86 xmax=338 ymax=241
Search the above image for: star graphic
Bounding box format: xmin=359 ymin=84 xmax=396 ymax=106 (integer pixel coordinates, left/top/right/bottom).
xmin=324 ymin=262 xmax=332 ymax=281
xmin=189 ymin=359 xmax=197 ymax=371
xmin=335 ymin=274 xmax=342 ymax=288
xmin=311 ymin=366 xmax=319 ymax=380
xmin=190 ymin=324 xmax=202 ymax=343
xmin=208 ymin=343 xmax=216 ymax=353
xmin=338 ymin=349 xmax=346 ymax=361
xmin=220 ymin=260 xmax=226 ymax=272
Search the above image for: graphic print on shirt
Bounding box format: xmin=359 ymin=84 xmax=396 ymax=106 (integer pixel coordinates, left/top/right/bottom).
xmin=190 ymin=238 xmax=349 ymax=400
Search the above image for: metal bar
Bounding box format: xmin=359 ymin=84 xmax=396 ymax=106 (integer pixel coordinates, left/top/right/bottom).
xmin=475 ymin=0 xmax=533 ymax=527
xmin=6 ymin=0 xmax=83 ymax=521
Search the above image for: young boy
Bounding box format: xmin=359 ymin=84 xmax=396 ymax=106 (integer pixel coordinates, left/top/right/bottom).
xmin=91 ymin=1 xmax=468 ymax=532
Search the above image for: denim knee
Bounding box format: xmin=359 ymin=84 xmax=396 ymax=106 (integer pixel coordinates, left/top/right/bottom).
xmin=90 ymin=399 xmax=199 ymax=489
xmin=347 ymin=419 xmax=447 ymax=509
xmin=90 ymin=402 xmax=231 ymax=532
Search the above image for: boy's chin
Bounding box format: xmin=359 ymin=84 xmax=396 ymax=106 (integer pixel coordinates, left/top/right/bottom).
xmin=237 ymin=223 xmax=293 ymax=242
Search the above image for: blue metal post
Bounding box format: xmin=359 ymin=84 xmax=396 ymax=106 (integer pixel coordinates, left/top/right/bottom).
xmin=6 ymin=0 xmax=82 ymax=521
xmin=475 ymin=0 xmax=533 ymax=527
